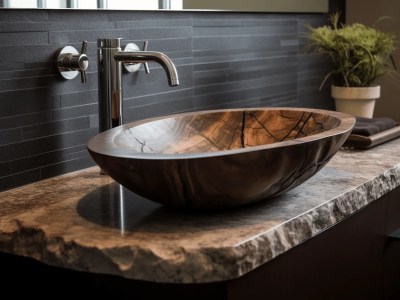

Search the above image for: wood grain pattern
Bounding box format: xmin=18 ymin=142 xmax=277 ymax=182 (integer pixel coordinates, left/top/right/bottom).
xmin=114 ymin=110 xmax=339 ymax=154
xmin=87 ymin=108 xmax=355 ymax=209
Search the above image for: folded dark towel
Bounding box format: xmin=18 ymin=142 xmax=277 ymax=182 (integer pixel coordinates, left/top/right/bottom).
xmin=352 ymin=117 xmax=398 ymax=137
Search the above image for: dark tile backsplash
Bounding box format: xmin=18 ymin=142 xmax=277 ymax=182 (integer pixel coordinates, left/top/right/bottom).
xmin=0 ymin=7 xmax=337 ymax=191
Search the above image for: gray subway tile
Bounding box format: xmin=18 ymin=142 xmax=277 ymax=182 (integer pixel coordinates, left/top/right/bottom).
xmin=0 ymin=9 xmax=48 ymax=22
xmin=0 ymin=169 xmax=41 ymax=192
xmin=48 ymin=29 xmax=131 ymax=44
xmin=0 ymin=102 xmax=97 ymax=131
xmin=193 ymin=22 xmax=296 ymax=37
xmin=0 ymin=128 xmax=22 ymax=146
xmin=0 ymin=67 xmax=56 ymax=80
xmin=124 ymin=87 xmax=194 ymax=109
xmin=193 ymin=35 xmax=298 ymax=52
xmin=116 ymin=19 xmax=192 ymax=29
xmin=0 ymin=127 xmax=97 ymax=163
xmin=0 ymin=62 xmax=24 ymax=72
xmin=0 ymin=111 xmax=52 ymax=131
xmin=47 ymin=10 xmax=108 ymax=22
xmin=0 ymin=31 xmax=48 ymax=46
xmin=0 ymin=21 xmax=116 ymax=33
xmin=22 ymin=116 xmax=91 ymax=140
xmin=52 ymin=103 xmax=99 ymax=122
xmin=124 ymin=96 xmax=194 ymax=122
xmin=134 ymin=37 xmax=193 ymax=53
xmin=194 ymin=72 xmax=297 ymax=96
xmin=40 ymin=155 xmax=95 ymax=180
xmin=0 ymin=91 xmax=60 ymax=117
xmin=107 ymin=11 xmax=192 ymax=22
xmin=0 ymin=45 xmax=58 ymax=64
xmin=192 ymin=82 xmax=297 ymax=108
xmin=60 ymin=90 xmax=98 ymax=108
xmin=8 ymin=145 xmax=88 ymax=175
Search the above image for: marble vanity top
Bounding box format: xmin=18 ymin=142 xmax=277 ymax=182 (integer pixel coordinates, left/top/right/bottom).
xmin=0 ymin=138 xmax=399 ymax=283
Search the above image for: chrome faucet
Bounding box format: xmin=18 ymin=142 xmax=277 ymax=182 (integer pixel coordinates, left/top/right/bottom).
xmin=97 ymin=38 xmax=179 ymax=132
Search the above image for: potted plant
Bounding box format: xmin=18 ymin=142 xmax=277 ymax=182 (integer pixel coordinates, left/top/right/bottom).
xmin=306 ymin=12 xmax=396 ymax=118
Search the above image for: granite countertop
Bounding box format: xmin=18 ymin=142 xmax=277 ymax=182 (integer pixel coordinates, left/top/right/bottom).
xmin=0 ymin=138 xmax=400 ymax=283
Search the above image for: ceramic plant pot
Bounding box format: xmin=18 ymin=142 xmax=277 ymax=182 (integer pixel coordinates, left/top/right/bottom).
xmin=331 ymin=85 xmax=381 ymax=118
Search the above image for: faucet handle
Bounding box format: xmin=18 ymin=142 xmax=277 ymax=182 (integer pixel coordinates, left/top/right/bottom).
xmin=79 ymin=41 xmax=89 ymax=83
xmin=56 ymin=41 xmax=89 ymax=83
xmin=142 ymin=41 xmax=150 ymax=74
xmin=122 ymin=41 xmax=151 ymax=74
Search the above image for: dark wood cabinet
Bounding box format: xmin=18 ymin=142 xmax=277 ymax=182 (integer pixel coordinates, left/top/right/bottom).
xmin=1 ymin=186 xmax=399 ymax=299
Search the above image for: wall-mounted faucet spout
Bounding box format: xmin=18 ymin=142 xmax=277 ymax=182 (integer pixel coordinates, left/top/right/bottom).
xmin=97 ymin=38 xmax=179 ymax=132
xmin=114 ymin=51 xmax=179 ymax=86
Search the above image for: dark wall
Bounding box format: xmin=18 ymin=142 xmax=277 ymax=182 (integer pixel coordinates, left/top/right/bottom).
xmin=0 ymin=8 xmax=334 ymax=191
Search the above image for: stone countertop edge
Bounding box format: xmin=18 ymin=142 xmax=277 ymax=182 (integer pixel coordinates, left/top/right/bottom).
xmin=226 ymin=163 xmax=400 ymax=280
xmin=0 ymin=139 xmax=399 ymax=284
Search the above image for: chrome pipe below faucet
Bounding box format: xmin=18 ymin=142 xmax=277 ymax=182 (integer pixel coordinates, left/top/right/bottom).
xmin=98 ymin=38 xmax=123 ymax=132
xmin=97 ymin=38 xmax=179 ymax=132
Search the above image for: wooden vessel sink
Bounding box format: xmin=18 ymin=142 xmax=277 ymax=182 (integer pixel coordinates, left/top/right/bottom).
xmin=87 ymin=107 xmax=355 ymax=210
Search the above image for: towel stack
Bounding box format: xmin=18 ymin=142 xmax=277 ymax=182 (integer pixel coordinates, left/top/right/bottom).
xmin=352 ymin=117 xmax=398 ymax=137
xmin=343 ymin=116 xmax=400 ymax=149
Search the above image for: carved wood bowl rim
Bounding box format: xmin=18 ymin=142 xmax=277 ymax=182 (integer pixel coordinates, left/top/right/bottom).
xmin=87 ymin=107 xmax=356 ymax=160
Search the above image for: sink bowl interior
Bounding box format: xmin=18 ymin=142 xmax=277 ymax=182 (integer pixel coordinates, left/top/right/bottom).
xmin=87 ymin=107 xmax=355 ymax=210
xmin=114 ymin=109 xmax=341 ymax=156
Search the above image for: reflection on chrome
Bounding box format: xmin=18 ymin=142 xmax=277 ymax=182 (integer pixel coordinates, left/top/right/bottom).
xmin=119 ymin=184 xmax=125 ymax=236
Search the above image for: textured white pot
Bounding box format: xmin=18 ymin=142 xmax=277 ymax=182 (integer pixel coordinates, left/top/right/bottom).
xmin=331 ymin=85 xmax=381 ymax=118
